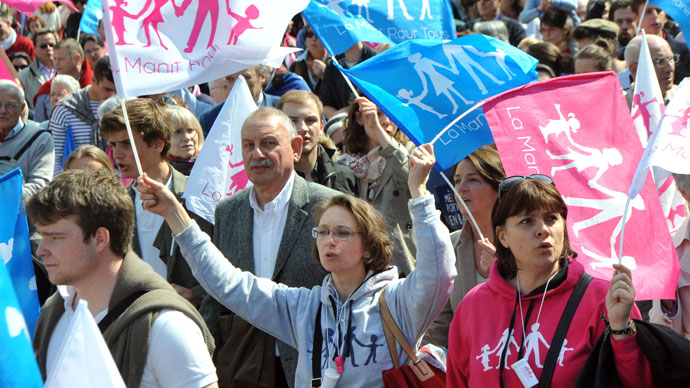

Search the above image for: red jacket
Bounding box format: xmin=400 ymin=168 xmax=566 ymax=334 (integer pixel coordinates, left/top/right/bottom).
xmin=447 ymin=259 xmax=653 ymax=388
xmin=6 ymin=35 xmax=35 ymax=60
xmin=33 ymin=58 xmax=93 ymax=106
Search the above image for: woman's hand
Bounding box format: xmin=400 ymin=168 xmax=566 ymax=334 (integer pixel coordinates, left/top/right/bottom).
xmin=136 ymin=173 xmax=192 ymax=235
xmin=408 ymin=143 xmax=435 ymax=198
xmin=476 ymin=238 xmax=496 ymax=276
xmin=312 ymin=58 xmax=326 ymax=79
xmin=606 ymin=264 xmax=636 ymax=339
xmin=355 ymin=97 xmax=391 ymax=149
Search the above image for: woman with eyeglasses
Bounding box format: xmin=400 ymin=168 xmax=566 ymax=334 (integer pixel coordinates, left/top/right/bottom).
xmin=136 ymin=143 xmax=456 ymax=387
xmin=340 ymin=96 xmax=417 ymax=276
xmin=427 ymin=145 xmax=505 ymax=347
xmin=289 ymin=24 xmax=328 ymax=94
xmin=446 ymin=175 xmax=653 ymax=387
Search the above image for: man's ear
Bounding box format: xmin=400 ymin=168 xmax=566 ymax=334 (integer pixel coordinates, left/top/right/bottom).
xmin=93 ymin=226 xmax=111 ymax=253
xmin=291 ymin=135 xmax=303 ymax=163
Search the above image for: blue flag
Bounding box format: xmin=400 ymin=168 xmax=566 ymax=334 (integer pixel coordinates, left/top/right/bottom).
xmin=651 ymin=0 xmax=690 ymax=50
xmin=0 ymin=168 xmax=40 ymax=339
xmin=0 ymin=256 xmax=43 ymax=388
xmin=302 ymin=0 xmax=454 ymax=55
xmin=341 ymin=35 xmax=539 ymax=170
xmin=63 ymin=124 xmax=76 ymax=167
xmin=79 ymin=0 xmax=103 ymax=35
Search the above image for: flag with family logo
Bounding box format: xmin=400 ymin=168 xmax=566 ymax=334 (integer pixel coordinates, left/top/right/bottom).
xmin=651 ymin=0 xmax=690 ymax=50
xmin=341 ymin=34 xmax=538 ymax=170
xmin=0 ymin=168 xmax=40 ymax=338
xmin=45 ymin=299 xmax=126 ymax=388
xmin=627 ymin=30 xmax=686 ymax=232
xmin=184 ymin=76 xmax=256 ymax=224
xmin=79 ymin=0 xmax=103 ymax=35
xmin=302 ymin=0 xmax=454 ymax=55
xmin=4 ymin=0 xmax=78 ymax=16
xmin=101 ymin=0 xmax=307 ymax=97
xmin=0 ymin=255 xmax=42 ymax=388
xmin=484 ymin=71 xmax=678 ymax=300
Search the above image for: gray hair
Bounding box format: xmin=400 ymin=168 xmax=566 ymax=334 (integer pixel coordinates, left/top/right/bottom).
xmin=51 ymin=75 xmax=80 ymax=95
xmin=474 ymin=21 xmax=510 ymax=43
xmin=673 ymin=174 xmax=690 ymax=197
xmin=242 ymin=107 xmax=297 ymax=139
xmin=0 ymin=79 xmax=25 ymax=106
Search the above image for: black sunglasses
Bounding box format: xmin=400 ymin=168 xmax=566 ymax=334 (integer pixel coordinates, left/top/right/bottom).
xmin=305 ymin=31 xmax=315 ymax=38
xmin=39 ymin=42 xmax=55 ymax=49
xmin=498 ymin=174 xmax=555 ymax=201
xmin=13 ymin=64 xmax=28 ymax=71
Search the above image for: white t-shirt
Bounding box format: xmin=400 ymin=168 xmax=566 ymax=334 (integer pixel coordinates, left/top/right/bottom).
xmin=134 ymin=175 xmax=173 ymax=277
xmin=47 ymin=286 xmax=217 ymax=388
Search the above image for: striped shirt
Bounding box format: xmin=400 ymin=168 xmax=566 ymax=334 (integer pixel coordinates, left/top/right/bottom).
xmin=48 ymin=100 xmax=101 ymax=176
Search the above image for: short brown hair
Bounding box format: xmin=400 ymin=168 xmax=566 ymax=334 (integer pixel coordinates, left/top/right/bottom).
xmin=99 ymin=98 xmax=173 ymax=157
xmin=312 ymin=195 xmax=393 ymax=273
xmin=492 ymin=179 xmax=577 ymax=279
xmin=455 ymin=145 xmax=505 ymax=192
xmin=276 ymin=90 xmax=324 ymax=118
xmin=27 ymin=169 xmax=134 ymax=257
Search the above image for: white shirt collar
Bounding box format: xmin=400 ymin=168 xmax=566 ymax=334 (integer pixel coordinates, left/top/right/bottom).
xmin=249 ymin=171 xmax=295 ymax=215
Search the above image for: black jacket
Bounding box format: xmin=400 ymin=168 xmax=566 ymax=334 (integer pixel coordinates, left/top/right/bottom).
xmin=297 ymin=144 xmax=357 ymax=196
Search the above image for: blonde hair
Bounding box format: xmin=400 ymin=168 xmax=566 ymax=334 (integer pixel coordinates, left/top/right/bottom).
xmin=164 ymin=105 xmax=204 ymax=151
xmin=64 ymin=145 xmax=115 ymax=172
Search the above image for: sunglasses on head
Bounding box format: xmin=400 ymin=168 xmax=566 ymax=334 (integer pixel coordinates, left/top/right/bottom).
xmin=498 ymin=174 xmax=555 ymax=201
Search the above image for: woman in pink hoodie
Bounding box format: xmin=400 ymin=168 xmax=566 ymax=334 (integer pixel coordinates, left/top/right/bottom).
xmin=446 ymin=175 xmax=653 ymax=387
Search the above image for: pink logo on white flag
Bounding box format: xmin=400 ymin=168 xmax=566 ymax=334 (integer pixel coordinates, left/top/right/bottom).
xmin=183 ymin=76 xmax=256 ymax=224
xmin=484 ymin=71 xmax=679 ymax=300
xmin=647 ymin=79 xmax=690 ymax=175
xmin=4 ymin=0 xmax=77 ymax=16
xmin=102 ymin=0 xmax=307 ymax=97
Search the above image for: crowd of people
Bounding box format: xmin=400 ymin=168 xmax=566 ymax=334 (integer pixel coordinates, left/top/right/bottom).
xmin=1 ymin=0 xmax=689 ymax=387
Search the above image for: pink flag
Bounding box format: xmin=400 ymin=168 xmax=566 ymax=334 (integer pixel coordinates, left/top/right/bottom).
xmin=484 ymin=71 xmax=679 ymax=300
xmin=5 ymin=0 xmax=78 ymax=16
xmin=101 ymin=0 xmax=307 ymax=97
xmin=628 ymin=30 xmax=686 ymax=231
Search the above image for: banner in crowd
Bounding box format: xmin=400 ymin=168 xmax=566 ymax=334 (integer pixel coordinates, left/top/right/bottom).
xmin=45 ymin=299 xmax=126 ymax=388
xmin=484 ymin=72 xmax=679 ymax=300
xmin=4 ymin=0 xmax=77 ymax=16
xmin=0 ymin=168 xmax=40 ymax=338
xmin=79 ymin=0 xmax=103 ymax=35
xmin=184 ymin=76 xmax=256 ymax=224
xmin=101 ymin=0 xmax=306 ymax=97
xmin=628 ymin=30 xmax=686 ymax=231
xmin=644 ymin=78 xmax=690 ymax=175
xmin=302 ymin=0 xmax=454 ymax=55
xmin=341 ymin=35 xmax=538 ymax=170
xmin=651 ymin=0 xmax=690 ymax=50
xmin=0 ymin=251 xmax=42 ymax=388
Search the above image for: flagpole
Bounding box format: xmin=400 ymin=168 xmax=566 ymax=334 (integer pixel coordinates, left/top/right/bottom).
xmin=332 ymin=57 xmax=361 ymax=99
xmin=120 ymin=100 xmax=144 ymax=177
xmin=618 ymin=196 xmax=632 ymax=265
xmin=430 ymin=100 xmax=487 ymax=145
xmin=439 ymin=171 xmax=485 ymax=241
xmin=635 ymin=0 xmax=650 ymax=36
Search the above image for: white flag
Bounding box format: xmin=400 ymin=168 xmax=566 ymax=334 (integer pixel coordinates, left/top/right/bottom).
xmin=183 ymin=76 xmax=257 ymax=224
xmin=45 ymin=300 xmax=126 ymax=388
xmin=647 ymin=78 xmax=690 ymax=174
xmin=627 ymin=30 xmax=687 ymax=231
xmin=102 ymin=0 xmax=307 ymax=97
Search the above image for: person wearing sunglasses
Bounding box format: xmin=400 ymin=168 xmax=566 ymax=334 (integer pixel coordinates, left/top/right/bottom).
xmin=18 ymin=29 xmax=57 ymax=110
xmin=289 ymin=25 xmax=328 ymax=94
xmin=428 ymin=145 xmax=505 ymax=348
xmin=135 ymin=142 xmax=455 ymax=388
xmin=447 ymin=175 xmax=653 ymax=387
xmin=9 ymin=51 xmax=30 ymax=72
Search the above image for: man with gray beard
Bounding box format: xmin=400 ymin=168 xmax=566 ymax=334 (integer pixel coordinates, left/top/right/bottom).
xmin=202 ymin=107 xmax=338 ymax=388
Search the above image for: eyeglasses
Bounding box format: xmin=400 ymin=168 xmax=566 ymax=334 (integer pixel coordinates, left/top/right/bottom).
xmin=39 ymin=42 xmax=55 ymax=49
xmin=498 ymin=174 xmax=555 ymax=201
xmin=0 ymin=102 xmax=21 ymax=111
xmin=312 ymin=227 xmax=363 ymax=241
xmin=652 ymin=54 xmax=679 ymax=68
xmin=305 ymin=31 xmax=315 ymax=38
xmin=13 ymin=64 xmax=28 ymax=71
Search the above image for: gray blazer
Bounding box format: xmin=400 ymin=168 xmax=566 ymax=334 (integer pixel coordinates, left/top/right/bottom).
xmin=204 ymin=174 xmax=338 ymax=387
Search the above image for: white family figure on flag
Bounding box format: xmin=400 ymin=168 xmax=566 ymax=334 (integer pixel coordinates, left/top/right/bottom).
xmin=0 ymin=238 xmax=12 ymax=265
xmin=546 ymin=145 xmax=623 ymax=184
xmin=420 ymin=0 xmax=433 ymax=20
xmin=396 ymin=89 xmax=447 ymax=119
xmin=352 ymin=0 xmax=374 ymax=22
xmin=408 ymin=52 xmax=472 ymax=113
xmin=387 ymin=0 xmax=413 ymax=20
xmin=5 ymin=305 xmax=30 ymax=341
xmin=443 ymin=45 xmax=504 ymax=94
xmin=320 ymin=0 xmax=347 ymax=16
xmin=539 ymin=104 xmax=580 ymax=145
